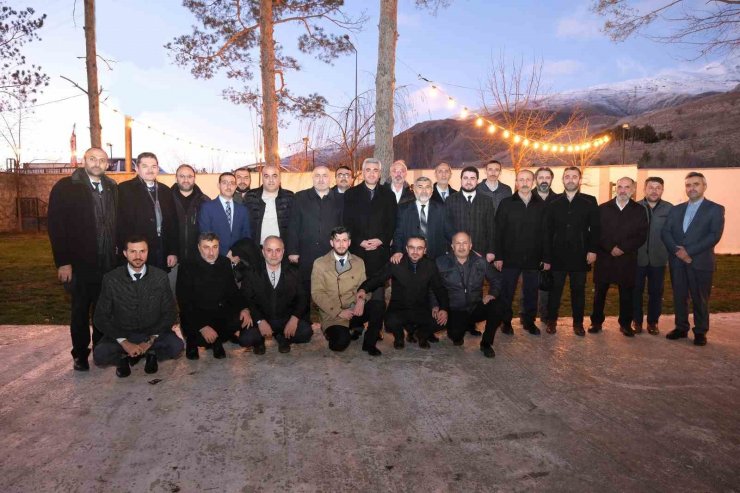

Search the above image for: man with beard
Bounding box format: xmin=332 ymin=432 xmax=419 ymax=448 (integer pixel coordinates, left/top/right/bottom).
xmin=169 ymin=164 xmax=210 ymax=293
xmin=244 ymin=164 xmax=294 ymax=245
xmin=48 ymin=147 xmax=118 ymax=371
xmin=117 ymin=152 xmax=179 ymax=271
xmin=385 ymin=159 xmax=415 ymax=206
xmin=198 ymin=172 xmax=252 ymax=258
xmin=589 ymin=177 xmax=648 ymax=336
xmin=494 ymin=169 xmax=548 ymax=335
xmin=233 ymin=166 xmax=252 ymax=205
xmin=476 ymin=159 xmax=512 ymax=209
xmin=543 ymin=167 xmax=600 ymax=336
xmin=359 ymin=236 xmax=449 ymax=350
xmin=393 ymin=176 xmax=451 ymax=263
xmin=93 ymin=236 xmax=183 ymax=378
xmin=633 ymin=177 xmax=673 ymax=335
xmin=331 ymin=165 xmax=353 ymax=195
xmin=431 ymin=162 xmax=457 ymax=204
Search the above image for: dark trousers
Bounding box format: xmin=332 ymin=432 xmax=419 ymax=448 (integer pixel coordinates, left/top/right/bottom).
xmin=324 ymin=299 xmax=385 ymax=351
xmin=385 ymin=308 xmax=434 ymax=342
xmin=500 ymin=267 xmax=539 ymax=324
xmin=447 ymin=300 xmax=504 ymax=346
xmin=239 ymin=317 xmax=313 ymax=347
xmin=184 ymin=311 xmax=241 ymax=347
xmin=547 ymin=271 xmax=587 ymax=324
xmin=69 ymin=276 xmax=103 ymax=359
xmin=520 ymin=290 xmax=549 ymax=321
xmin=633 ymin=265 xmax=666 ymax=325
xmin=591 ymin=282 xmax=633 ymax=328
xmin=93 ymin=330 xmax=184 ymax=366
xmin=669 ymin=262 xmax=713 ymax=334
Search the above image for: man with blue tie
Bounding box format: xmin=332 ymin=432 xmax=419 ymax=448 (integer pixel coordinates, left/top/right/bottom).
xmin=198 ymin=172 xmax=251 ymax=261
xmin=661 ymin=172 xmax=725 ymax=346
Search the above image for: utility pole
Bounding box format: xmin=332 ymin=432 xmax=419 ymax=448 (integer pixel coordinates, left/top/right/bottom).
xmin=84 ymin=0 xmax=102 ymax=148
xmin=124 ymin=115 xmax=133 ymax=172
xmin=621 ymin=123 xmax=629 ymax=165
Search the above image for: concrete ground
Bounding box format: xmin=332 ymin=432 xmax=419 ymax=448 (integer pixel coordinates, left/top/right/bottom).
xmin=1 ymin=315 xmax=739 ymax=493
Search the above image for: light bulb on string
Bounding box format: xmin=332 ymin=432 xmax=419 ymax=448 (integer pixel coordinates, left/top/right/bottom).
xmin=487 ymin=124 xmax=496 ymax=134
xmin=502 ymin=130 xmax=510 ymax=139
xmin=475 ymin=117 xmax=484 ymax=127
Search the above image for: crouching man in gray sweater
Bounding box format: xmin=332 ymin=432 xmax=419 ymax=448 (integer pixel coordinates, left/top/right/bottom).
xmin=93 ymin=235 xmax=183 ymax=377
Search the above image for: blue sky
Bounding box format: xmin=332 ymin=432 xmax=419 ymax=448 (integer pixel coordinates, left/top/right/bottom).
xmin=4 ymin=0 xmax=727 ymax=170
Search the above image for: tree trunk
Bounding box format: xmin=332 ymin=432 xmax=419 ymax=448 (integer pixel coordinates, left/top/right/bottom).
xmin=84 ymin=0 xmax=101 ymax=148
xmin=375 ymin=0 xmax=398 ymax=183
xmin=259 ymin=0 xmax=280 ymax=167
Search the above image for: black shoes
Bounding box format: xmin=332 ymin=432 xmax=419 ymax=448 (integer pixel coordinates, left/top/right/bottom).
xmin=363 ymin=346 xmax=382 ymax=356
xmin=501 ymin=323 xmax=514 ymax=335
xmin=418 ymin=338 xmax=430 ymax=349
xmin=406 ymin=332 xmax=418 ymax=344
xmin=468 ymin=328 xmax=482 ymax=337
xmin=525 ymin=324 xmax=541 ymax=336
xmin=480 ymin=344 xmax=495 ymax=358
xmin=620 ymin=325 xmax=636 ymax=337
xmin=573 ymin=323 xmax=586 ymax=337
xmin=393 ymin=338 xmax=405 ymax=349
xmin=213 ymin=340 xmax=226 ymax=359
xmin=186 ymin=343 xmax=200 ymax=360
xmin=632 ymin=322 xmax=643 ymax=334
xmin=428 ymin=333 xmax=440 ymax=343
xmin=666 ymin=329 xmax=688 ymax=340
xmin=453 ymin=339 xmax=464 ymax=346
xmin=587 ymin=324 xmax=602 ymax=334
xmin=545 ymin=321 xmax=557 ymax=334
xmin=647 ymin=323 xmax=660 ymax=335
xmin=349 ymin=328 xmax=362 ymax=341
xmin=73 ymin=356 xmax=89 ymax=371
xmin=278 ymin=340 xmax=291 ymax=354
xmin=253 ymin=343 xmax=266 ymax=355
xmin=116 ymin=357 xmax=131 ymax=378
xmin=694 ymin=334 xmax=707 ymax=346
xmin=144 ymin=351 xmax=158 ymax=374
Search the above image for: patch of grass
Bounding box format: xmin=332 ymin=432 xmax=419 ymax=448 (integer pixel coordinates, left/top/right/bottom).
xmin=1 ymin=233 xmax=739 ymax=325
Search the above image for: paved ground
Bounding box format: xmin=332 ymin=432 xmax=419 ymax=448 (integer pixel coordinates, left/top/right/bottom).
xmin=1 ymin=315 xmax=739 ymax=493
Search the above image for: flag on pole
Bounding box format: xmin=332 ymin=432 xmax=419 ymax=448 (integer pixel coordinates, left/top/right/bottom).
xmin=70 ymin=124 xmax=78 ymax=167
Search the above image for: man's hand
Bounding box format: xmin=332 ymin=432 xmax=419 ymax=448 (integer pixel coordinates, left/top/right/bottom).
xmin=494 ymin=260 xmax=503 ymax=271
xmin=284 ymin=316 xmax=299 ymax=339
xmin=138 ymin=340 xmax=153 ymax=354
xmin=227 ymin=251 xmax=241 ymax=264
xmin=676 ymin=246 xmax=692 ymax=264
xmin=586 ymin=252 xmax=597 ymax=265
xmin=542 ymin=263 xmax=551 ymax=271
xmin=58 ymin=265 xmax=72 ymax=283
xmin=483 ymin=294 xmax=495 ymax=304
xmin=610 ymin=246 xmax=624 ymax=257
xmin=486 ymin=253 xmax=495 ymax=263
xmin=200 ymin=326 xmax=218 ymax=344
xmin=288 ymin=255 xmax=299 ymax=264
xmin=338 ymin=309 xmax=355 ymax=320
xmin=167 ymin=255 xmax=178 ymax=268
xmin=352 ymin=298 xmax=365 ymax=317
xmin=239 ymin=309 xmax=252 ymax=328
xmin=390 ymin=253 xmax=403 ymax=264
xmin=355 ymin=289 xmax=367 ymax=302
xmin=435 ymin=309 xmax=448 ymax=326
xmin=120 ymin=340 xmax=142 ymax=358
xmin=257 ymin=320 xmax=273 ymax=338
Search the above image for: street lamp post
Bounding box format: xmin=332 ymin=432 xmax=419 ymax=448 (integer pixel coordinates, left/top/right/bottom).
xmin=345 ymin=35 xmax=358 ymax=175
xmin=106 ymin=142 xmax=113 ymax=159
xmin=621 ymin=123 xmax=629 ymax=165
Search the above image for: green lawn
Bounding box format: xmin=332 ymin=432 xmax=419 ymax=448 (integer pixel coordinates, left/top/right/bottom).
xmin=1 ymin=232 xmax=739 ymax=325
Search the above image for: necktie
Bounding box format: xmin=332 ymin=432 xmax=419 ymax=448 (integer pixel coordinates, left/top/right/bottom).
xmin=339 ymin=258 xmax=345 ymax=267
xmin=134 ymin=273 xmax=142 ymax=281
xmin=467 ymin=195 xmax=473 ymax=204
xmin=225 ymin=201 xmax=232 ymax=230
xmin=420 ymin=204 xmax=428 ymax=237
xmin=411 ymin=262 xmax=417 ymax=274
xmin=271 ymin=270 xmax=276 ymax=288
xmin=92 ymin=182 xmax=101 ymax=194
xmin=369 ymin=188 xmax=374 ymax=201
xmin=441 ymin=191 xmax=447 ymax=201
xmin=148 ymin=186 xmax=156 ymax=194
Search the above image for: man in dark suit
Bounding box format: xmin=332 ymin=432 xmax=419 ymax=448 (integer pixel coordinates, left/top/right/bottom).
xmin=393 ymin=176 xmax=451 ymax=262
xmin=244 ymin=164 xmax=294 ymax=245
xmin=431 ymin=162 xmax=457 ymax=203
xmin=198 ymin=172 xmax=251 ymax=259
xmin=662 ymin=172 xmax=725 ymax=346
xmin=589 ymin=177 xmax=648 ymax=336
xmin=48 ymin=147 xmax=118 ymax=371
xmin=385 ymin=159 xmax=415 ymax=206
xmin=117 ymin=152 xmax=179 ymax=271
xmin=529 ymin=166 xmax=560 ymax=325
xmin=359 ymin=236 xmax=449 ymax=350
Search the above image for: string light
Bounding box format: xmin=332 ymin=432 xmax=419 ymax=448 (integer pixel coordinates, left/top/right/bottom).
xmin=475 ymin=117 xmax=484 ymax=127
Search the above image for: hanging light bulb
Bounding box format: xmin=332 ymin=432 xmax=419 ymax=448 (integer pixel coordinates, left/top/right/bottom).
xmin=487 ymin=124 xmax=496 ymax=134
xmin=475 ymin=117 xmax=484 ymax=127
xmin=503 ymin=130 xmax=510 ymax=138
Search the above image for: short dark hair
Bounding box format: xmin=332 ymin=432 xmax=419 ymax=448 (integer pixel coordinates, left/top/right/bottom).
xmin=336 ymin=165 xmax=352 ymax=174
xmin=535 ymin=166 xmax=554 ymax=179
xmin=645 ymin=176 xmax=664 ymax=186
xmin=563 ymin=166 xmax=581 ymax=177
xmin=406 ymin=235 xmax=427 ymax=245
xmin=234 ymin=166 xmax=251 ymax=174
xmin=125 ymin=234 xmax=148 ymax=249
xmin=176 ymin=164 xmax=195 ymax=175
xmin=330 ymin=226 xmax=350 ymax=239
xmin=686 ymin=171 xmax=706 ymax=181
xmin=136 ymin=152 xmax=158 ymax=166
xmin=461 ymin=166 xmax=479 ymax=179
xmin=198 ymin=232 xmax=220 ymax=243
xmin=485 ymin=159 xmax=502 ymax=169
xmin=218 ymin=172 xmax=236 ymax=183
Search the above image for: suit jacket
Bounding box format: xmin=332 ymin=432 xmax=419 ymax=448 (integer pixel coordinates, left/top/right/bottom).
xmin=198 ymin=197 xmax=251 ymax=256
xmin=543 ymin=192 xmax=600 ymax=272
xmin=311 ymin=251 xmax=366 ymax=329
xmin=637 ymin=198 xmax=673 ymax=267
xmin=117 ymin=177 xmax=179 ymax=269
xmin=661 ymin=198 xmax=725 ymax=271
xmin=431 ymin=183 xmax=457 ymax=204
xmin=393 ymin=200 xmax=451 ymax=260
xmin=445 ymin=191 xmax=496 ymax=256
xmin=343 ymin=182 xmax=397 ymax=275
xmin=494 ymin=193 xmax=547 ymax=270
xmin=242 ymin=261 xmax=307 ymax=321
xmin=244 ymin=186 xmax=294 ymax=244
xmin=384 ymin=182 xmax=415 ymax=206
xmin=594 ymin=199 xmax=648 ymax=287
xmin=360 ymin=256 xmax=449 ymax=312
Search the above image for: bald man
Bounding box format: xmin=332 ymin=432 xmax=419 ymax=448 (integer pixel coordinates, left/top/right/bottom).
xmin=244 ymin=164 xmax=294 ymax=245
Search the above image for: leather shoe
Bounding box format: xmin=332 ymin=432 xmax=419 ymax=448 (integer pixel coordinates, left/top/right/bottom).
xmin=666 ymin=329 xmax=688 ymax=340
xmin=501 ymin=322 xmax=514 ymax=335
xmin=393 ymin=338 xmax=405 ymax=349
xmin=693 ymin=333 xmax=707 ymax=346
xmin=73 ymin=356 xmax=89 ymax=371
xmin=468 ymin=328 xmax=482 ymax=337
xmin=587 ymin=324 xmax=602 ymax=334
xmin=116 ymin=357 xmax=131 ymax=378
xmin=647 ymin=323 xmax=660 ymax=335
xmin=480 ymin=344 xmax=495 ymax=358
xmin=186 ymin=343 xmax=199 ymax=360
xmin=253 ymin=343 xmax=266 ymax=355
xmin=453 ymin=338 xmax=464 ymax=346
xmin=278 ymin=340 xmax=291 ymax=354
xmin=428 ymin=333 xmax=440 ymax=343
xmin=144 ymin=352 xmax=158 ymax=374
xmin=526 ymin=324 xmax=541 ymax=336
xmin=213 ymin=340 xmax=226 ymax=359
xmin=406 ymin=332 xmax=418 ymax=344
xmin=632 ymin=322 xmax=643 ymax=334
xmin=620 ymin=325 xmax=635 ymax=337
xmin=573 ymin=323 xmax=586 ymax=337
xmin=545 ymin=321 xmax=557 ymax=334
xmin=363 ymin=346 xmax=382 ymax=356
xmin=349 ymin=328 xmax=362 ymax=341
xmin=418 ymin=339 xmax=430 ymax=349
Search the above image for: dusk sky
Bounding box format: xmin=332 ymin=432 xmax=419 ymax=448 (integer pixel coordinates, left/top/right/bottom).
xmin=4 ymin=0 xmax=729 ymax=171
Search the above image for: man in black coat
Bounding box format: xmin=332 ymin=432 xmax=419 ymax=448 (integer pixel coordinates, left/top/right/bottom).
xmin=286 ymin=165 xmax=344 ymax=302
xmin=392 ymin=176 xmax=451 ymax=262
xmin=176 ymin=233 xmax=250 ymax=360
xmin=169 ymin=164 xmax=210 ymax=293
xmin=359 ymin=236 xmax=449 ymax=351
xmin=445 ymin=166 xmax=496 ymax=262
xmin=48 ymin=147 xmax=118 ymax=371
xmin=244 ymin=164 xmax=294 ymax=245
xmin=384 ymin=159 xmax=415 ymax=206
xmin=430 ymin=162 xmax=457 ymax=204
xmin=543 ymin=167 xmax=600 ymax=336
xmin=589 ymin=177 xmax=648 ymax=336
xmin=232 ymin=166 xmax=252 ymax=205
xmin=476 ymin=159 xmax=513 ymax=209
xmin=494 ymin=169 xmax=548 ymax=335
xmin=117 ymin=152 xmax=179 ymax=271
xmin=239 ymin=236 xmax=313 ymax=354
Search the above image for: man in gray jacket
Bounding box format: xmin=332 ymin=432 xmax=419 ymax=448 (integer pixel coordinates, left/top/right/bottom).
xmin=633 ymin=177 xmax=672 ymax=335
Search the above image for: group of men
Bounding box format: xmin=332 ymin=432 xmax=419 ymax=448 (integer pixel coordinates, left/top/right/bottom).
xmin=47 ymin=147 xmax=725 ymax=378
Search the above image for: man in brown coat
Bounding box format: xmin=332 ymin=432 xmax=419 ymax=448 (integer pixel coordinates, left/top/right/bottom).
xmin=589 ymin=177 xmax=648 ymax=336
